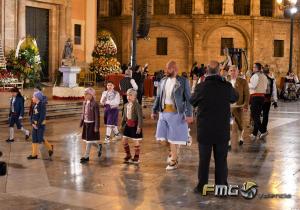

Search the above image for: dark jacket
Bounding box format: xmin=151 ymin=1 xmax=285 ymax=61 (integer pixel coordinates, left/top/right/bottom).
xmin=121 ymin=100 xmax=143 ymax=129
xmin=190 ymin=75 xmax=238 ymax=145
xmin=152 ymin=76 xmax=193 ymax=117
xmin=80 ymin=99 xmax=100 ymax=130
xmin=30 ymin=101 xmax=46 ymax=127
xmin=9 ymin=95 xmax=25 ymax=117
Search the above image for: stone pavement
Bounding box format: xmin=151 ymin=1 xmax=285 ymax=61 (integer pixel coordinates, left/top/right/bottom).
xmin=0 ymin=101 xmax=300 ymax=210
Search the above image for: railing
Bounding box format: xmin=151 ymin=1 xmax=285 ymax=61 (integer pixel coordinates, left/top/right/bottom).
xmin=206 ymin=0 xmax=223 ymax=15
xmin=77 ymin=68 xmax=97 ymax=87
xmin=176 ymin=0 xmax=193 ymax=15
xmin=153 ymin=6 xmax=169 ymax=15
xmin=109 ymin=0 xmax=122 ymax=17
xmin=234 ymin=5 xmax=250 ymax=16
xmin=260 ymin=8 xmax=273 ymax=17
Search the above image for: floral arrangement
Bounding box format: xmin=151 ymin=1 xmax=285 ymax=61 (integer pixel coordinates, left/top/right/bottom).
xmin=89 ymin=31 xmax=121 ymax=77
xmin=0 ymin=69 xmax=18 ymax=86
xmin=6 ymin=37 xmax=42 ymax=88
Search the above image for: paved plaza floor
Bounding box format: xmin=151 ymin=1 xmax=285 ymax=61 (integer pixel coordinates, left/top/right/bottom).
xmin=0 ymin=100 xmax=300 ymax=210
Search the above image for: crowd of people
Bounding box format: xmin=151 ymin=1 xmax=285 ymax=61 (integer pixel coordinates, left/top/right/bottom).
xmin=0 ymin=58 xmax=284 ymax=195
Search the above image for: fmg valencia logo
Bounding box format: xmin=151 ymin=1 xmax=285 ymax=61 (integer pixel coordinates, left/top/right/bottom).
xmin=202 ymin=181 xmax=292 ymax=200
xmin=202 ymin=181 xmax=258 ymax=199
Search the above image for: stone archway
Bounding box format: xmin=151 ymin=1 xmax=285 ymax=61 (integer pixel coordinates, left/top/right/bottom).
xmin=137 ymin=23 xmax=192 ymax=74
xmin=202 ymin=23 xmax=251 ymax=67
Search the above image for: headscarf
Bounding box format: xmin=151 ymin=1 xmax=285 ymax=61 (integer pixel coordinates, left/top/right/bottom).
xmin=84 ymin=87 xmax=96 ymax=98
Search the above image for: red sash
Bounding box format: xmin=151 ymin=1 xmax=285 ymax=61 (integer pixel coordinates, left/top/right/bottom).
xmin=126 ymin=119 xmax=137 ymax=127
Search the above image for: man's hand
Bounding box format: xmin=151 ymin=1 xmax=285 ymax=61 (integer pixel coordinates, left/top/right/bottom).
xmin=151 ymin=113 xmax=158 ymax=120
xmin=273 ymin=102 xmax=278 ymax=109
xmin=94 ymin=128 xmax=99 ymax=133
xmin=32 ymin=124 xmax=38 ymax=129
xmin=19 ymin=116 xmax=23 ymax=120
xmin=185 ymin=116 xmax=193 ymax=124
xmin=136 ymin=127 xmax=141 ymax=134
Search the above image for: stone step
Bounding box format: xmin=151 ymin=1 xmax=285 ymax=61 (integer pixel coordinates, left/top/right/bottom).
xmin=0 ymin=98 xmax=154 ymax=125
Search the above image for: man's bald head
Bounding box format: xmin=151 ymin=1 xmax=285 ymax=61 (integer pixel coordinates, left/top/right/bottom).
xmin=207 ymin=60 xmax=220 ymax=75
xmin=166 ymin=60 xmax=178 ymax=77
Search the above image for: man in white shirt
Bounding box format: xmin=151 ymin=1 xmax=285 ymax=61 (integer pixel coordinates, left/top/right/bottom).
xmin=249 ymin=63 xmax=268 ymax=140
xmin=152 ymin=61 xmax=193 ymax=170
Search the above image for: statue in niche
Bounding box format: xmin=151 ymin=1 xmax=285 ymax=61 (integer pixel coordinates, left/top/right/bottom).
xmin=61 ymin=38 xmax=76 ymax=66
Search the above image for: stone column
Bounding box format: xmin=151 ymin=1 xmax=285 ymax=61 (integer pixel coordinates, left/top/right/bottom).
xmin=86 ymin=0 xmax=97 ymax=63
xmin=169 ymin=0 xmax=175 ymax=15
xmin=65 ymin=0 xmax=72 ymax=38
xmin=151 ymin=0 xmax=154 ymax=15
xmin=18 ymin=0 xmax=26 ymax=40
xmin=251 ymin=0 xmax=260 ymax=16
xmin=59 ymin=4 xmax=67 ymax=62
xmin=122 ymin=0 xmax=131 ymax=16
xmin=4 ymin=0 xmax=17 ymax=52
xmin=223 ymin=0 xmax=234 ymax=15
xmin=193 ymin=0 xmax=204 ymax=15
xmin=100 ymin=0 xmax=109 ymax=16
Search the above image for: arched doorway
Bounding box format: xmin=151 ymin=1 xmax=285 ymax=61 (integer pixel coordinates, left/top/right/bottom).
xmin=137 ymin=26 xmax=190 ymax=74
xmin=204 ymin=25 xmax=250 ymax=72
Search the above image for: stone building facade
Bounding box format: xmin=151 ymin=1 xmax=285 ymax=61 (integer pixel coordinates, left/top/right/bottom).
xmin=99 ymin=0 xmax=300 ymax=78
xmin=0 ymin=0 xmax=97 ymax=81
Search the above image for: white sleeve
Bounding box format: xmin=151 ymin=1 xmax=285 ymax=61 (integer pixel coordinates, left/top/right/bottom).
xmin=130 ymin=79 xmax=138 ymax=90
xmin=100 ymin=91 xmax=106 ymax=105
xmin=272 ymin=80 xmax=278 ymax=102
xmin=249 ymin=74 xmax=259 ymax=90
xmin=110 ymin=92 xmax=121 ymax=107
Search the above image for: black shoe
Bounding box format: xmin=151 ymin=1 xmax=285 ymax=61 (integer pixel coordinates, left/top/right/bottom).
xmin=130 ymin=156 xmax=140 ymax=165
xmin=25 ymin=133 xmax=30 ymax=140
xmin=27 ymin=155 xmax=38 ymax=160
xmin=80 ymin=157 xmax=89 ymax=164
xmin=239 ymin=140 xmax=244 ymax=146
xmin=97 ymin=144 xmax=102 ymax=157
xmin=123 ymin=155 xmax=132 ymax=164
xmin=48 ymin=145 xmax=54 ymax=158
xmin=193 ymin=185 xmax=204 ymax=194
xmin=6 ymin=139 xmax=14 ymax=143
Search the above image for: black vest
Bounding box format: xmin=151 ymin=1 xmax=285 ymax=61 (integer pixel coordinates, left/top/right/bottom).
xmin=120 ymin=77 xmax=133 ymax=94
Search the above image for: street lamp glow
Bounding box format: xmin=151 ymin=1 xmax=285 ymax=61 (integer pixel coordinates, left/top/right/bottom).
xmin=277 ymin=0 xmax=283 ymax=4
xmin=290 ymin=7 xmax=298 ymax=14
xmin=290 ymin=0 xmax=298 ymax=5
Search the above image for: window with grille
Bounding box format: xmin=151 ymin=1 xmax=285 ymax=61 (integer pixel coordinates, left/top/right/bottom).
xmin=260 ymin=0 xmax=273 ymax=17
xmin=74 ymin=24 xmax=81 ymax=45
xmin=205 ymin=0 xmax=223 ymax=15
xmin=176 ymin=0 xmax=192 ymax=15
xmin=234 ymin=0 xmax=250 ymax=15
xmin=154 ymin=0 xmax=169 ymax=15
xmin=274 ymin=40 xmax=284 ymax=57
xmin=157 ymin=38 xmax=168 ymax=55
xmin=221 ymin=38 xmax=234 ymax=55
xmin=109 ymin=0 xmax=122 ymax=16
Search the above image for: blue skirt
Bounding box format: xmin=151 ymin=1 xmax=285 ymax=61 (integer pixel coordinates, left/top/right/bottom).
xmin=32 ymin=125 xmax=45 ymax=143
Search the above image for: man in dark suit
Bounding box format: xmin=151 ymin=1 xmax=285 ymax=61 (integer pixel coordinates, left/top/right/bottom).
xmin=190 ymin=60 xmax=238 ymax=194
